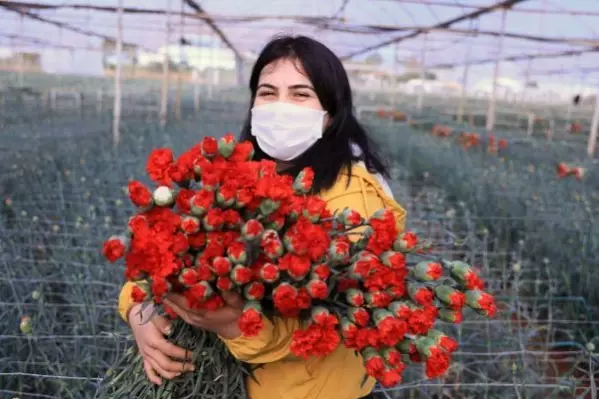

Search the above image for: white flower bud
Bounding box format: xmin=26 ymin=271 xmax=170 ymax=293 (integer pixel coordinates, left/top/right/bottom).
xmin=153 ymin=186 xmax=175 ymax=206
xmin=512 ymin=262 xmax=521 ymax=273
xmin=586 ymin=343 xmax=595 ymax=352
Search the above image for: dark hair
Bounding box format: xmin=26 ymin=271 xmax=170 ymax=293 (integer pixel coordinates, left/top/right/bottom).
xmin=239 ymin=35 xmax=389 ymax=193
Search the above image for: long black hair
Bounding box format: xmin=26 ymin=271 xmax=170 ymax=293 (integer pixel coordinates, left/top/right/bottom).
xmin=239 ymin=35 xmax=389 ymax=193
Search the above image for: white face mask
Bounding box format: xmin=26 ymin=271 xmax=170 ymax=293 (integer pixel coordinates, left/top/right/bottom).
xmin=250 ymin=101 xmax=327 ymax=161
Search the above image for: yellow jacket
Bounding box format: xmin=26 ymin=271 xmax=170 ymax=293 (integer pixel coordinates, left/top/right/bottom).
xmin=118 ymin=164 xmax=406 ymax=399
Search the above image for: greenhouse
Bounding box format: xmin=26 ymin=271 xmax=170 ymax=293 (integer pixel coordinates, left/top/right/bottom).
xmin=0 ymin=0 xmax=598 ymax=398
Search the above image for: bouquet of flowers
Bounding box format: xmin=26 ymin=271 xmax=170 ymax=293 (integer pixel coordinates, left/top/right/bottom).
xmin=98 ymin=134 xmax=496 ymax=398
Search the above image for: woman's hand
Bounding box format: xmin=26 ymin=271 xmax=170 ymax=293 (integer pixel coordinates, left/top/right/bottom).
xmin=128 ymin=302 xmax=195 ymax=385
xmin=164 ymin=292 xmax=244 ymax=340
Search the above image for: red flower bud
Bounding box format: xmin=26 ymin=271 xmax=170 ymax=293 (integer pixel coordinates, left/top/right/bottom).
xmin=427 ymin=330 xmax=458 ymax=353
xmin=230 ymin=265 xmax=252 ymax=285
xmin=259 ymin=263 xmax=280 ymax=283
xmin=201 ymin=136 xmax=218 ymax=158
xmin=292 ymin=167 xmax=315 ymax=194
xmin=215 ymin=276 xmax=234 ymax=292
xmin=212 ymin=256 xmax=232 ymax=276
xmin=188 ymin=281 xmax=213 ymax=300
xmin=393 ymin=231 xmax=418 ymax=252
xmin=242 ymin=219 xmax=265 ymax=241
xmin=178 ymin=268 xmax=198 ymax=287
xmin=338 ymin=208 xmax=363 ymax=227
xmin=346 ymin=288 xmax=365 ymax=307
xmin=434 ymin=285 xmax=466 ymax=309
xmin=408 ymin=282 xmax=434 ymax=305
xmin=413 ymin=261 xmax=443 ymax=281
xmin=329 ymin=238 xmax=351 ymax=264
xmin=227 ymin=241 xmax=248 ymax=265
xmin=189 ymin=189 xmax=214 ymax=217
xmin=449 ymin=261 xmax=485 ymax=290
xmin=306 ymin=279 xmax=328 ymax=300
xmin=438 ymin=308 xmax=463 ymax=324
xmin=348 ymin=307 xmax=370 ymax=327
xmin=366 ymin=291 xmax=392 ymax=308
xmin=380 ymin=251 xmax=406 ymax=270
xmin=181 ymin=216 xmax=201 ymax=234
xmin=465 ymin=290 xmax=496 ymax=317
xmin=244 ymin=281 xmax=266 ymax=300
xmin=261 ymin=229 xmax=283 ymax=260
xmin=218 ymin=134 xmax=236 ymax=158
xmin=311 ymin=263 xmax=331 ymax=280
xmin=389 ymin=301 xmax=415 ymax=319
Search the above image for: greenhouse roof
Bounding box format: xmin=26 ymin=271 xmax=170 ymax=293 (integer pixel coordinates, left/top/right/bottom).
xmin=1 ymin=0 xmax=599 ymax=84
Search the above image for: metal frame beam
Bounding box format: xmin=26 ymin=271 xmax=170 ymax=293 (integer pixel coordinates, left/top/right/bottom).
xmin=429 ymin=48 xmax=599 ymax=69
xmin=182 ymin=0 xmax=243 ymax=60
xmin=340 ymin=0 xmax=528 ymax=60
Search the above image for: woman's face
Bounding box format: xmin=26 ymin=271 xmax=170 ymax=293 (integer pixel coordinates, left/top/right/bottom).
xmin=254 ymin=58 xmax=324 ymax=111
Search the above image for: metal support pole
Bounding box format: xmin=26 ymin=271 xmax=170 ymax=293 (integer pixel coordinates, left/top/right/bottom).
xmin=588 ymin=87 xmax=599 ymax=158
xmin=486 ymin=7 xmax=507 ymax=132
xmin=391 ymin=43 xmax=399 ymax=112
xmin=112 ymin=0 xmax=124 ymax=147
xmin=175 ymin=0 xmax=184 ymax=121
xmin=416 ymin=33 xmax=427 ymax=111
xmin=457 ymin=22 xmax=476 ymax=124
xmin=18 ymin=13 xmax=24 ymax=87
xmin=160 ymin=0 xmax=172 ymax=128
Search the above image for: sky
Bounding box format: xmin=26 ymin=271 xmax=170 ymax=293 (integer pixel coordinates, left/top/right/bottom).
xmin=1 ymin=0 xmax=599 ymax=91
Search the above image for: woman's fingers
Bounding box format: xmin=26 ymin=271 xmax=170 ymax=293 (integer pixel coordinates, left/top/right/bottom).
xmin=222 ymin=292 xmax=244 ymax=309
xmin=154 ymin=339 xmax=193 ymax=362
xmin=152 ymin=314 xmax=173 ymax=336
xmin=143 ymin=358 xmax=162 ymax=385
xmin=144 ymin=350 xmax=183 ymax=380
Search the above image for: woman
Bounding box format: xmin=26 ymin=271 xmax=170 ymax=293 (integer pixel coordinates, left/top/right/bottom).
xmin=118 ymin=35 xmax=406 ymax=399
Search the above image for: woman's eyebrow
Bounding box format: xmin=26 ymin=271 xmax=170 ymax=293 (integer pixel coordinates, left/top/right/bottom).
xmin=257 ymin=83 xmax=277 ymax=90
xmin=288 ymin=84 xmax=315 ymax=92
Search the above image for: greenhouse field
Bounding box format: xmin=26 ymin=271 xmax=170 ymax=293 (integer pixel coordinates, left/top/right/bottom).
xmin=1 ymin=74 xmax=598 ymax=399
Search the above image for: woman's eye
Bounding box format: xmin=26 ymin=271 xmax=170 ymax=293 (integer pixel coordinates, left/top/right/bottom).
xmin=294 ymin=92 xmax=310 ymax=98
xmin=258 ymin=91 xmax=275 ymax=97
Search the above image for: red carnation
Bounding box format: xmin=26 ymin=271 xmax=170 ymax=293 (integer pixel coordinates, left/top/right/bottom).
xmin=127 ymin=181 xmax=152 ymax=208
xmin=425 ymin=346 xmax=451 ymax=378
xmin=238 ymin=303 xmax=264 ymax=337
xmin=379 ymin=367 xmax=402 ymax=388
xmin=146 ymin=148 xmax=174 ymax=186
xmin=408 ymin=308 xmax=435 ymax=335
xmin=131 ymin=284 xmax=149 ymax=303
xmin=363 ymin=349 xmax=386 ymax=379
xmin=176 ymin=188 xmax=194 ymax=214
xmin=201 ymin=136 xmax=218 ymax=158
xmin=103 ymin=236 xmax=127 ymax=263
xmin=188 ymin=232 xmax=206 ymax=250
xmin=273 ymin=283 xmax=299 ymax=317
